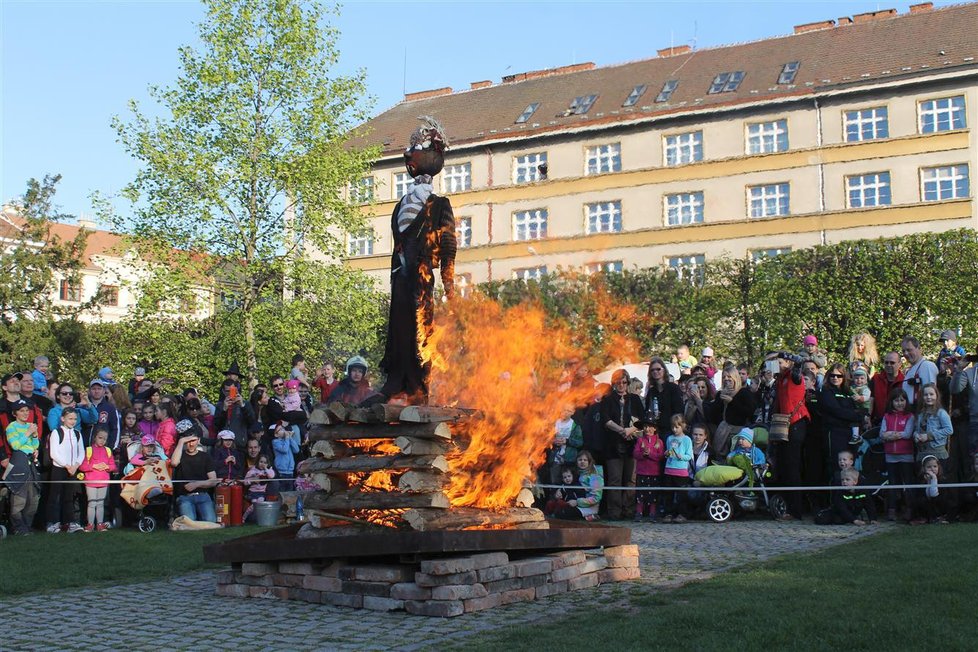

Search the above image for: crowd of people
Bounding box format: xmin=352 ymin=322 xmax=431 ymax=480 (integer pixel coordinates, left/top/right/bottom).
xmin=0 ymin=353 xmax=369 ymax=535
xmin=543 ymin=331 xmax=978 ymax=527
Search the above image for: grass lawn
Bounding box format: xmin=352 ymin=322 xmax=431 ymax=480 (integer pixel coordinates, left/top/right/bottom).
xmin=0 ymin=526 xmax=259 ymax=598
xmin=470 ymin=524 xmax=978 ymax=651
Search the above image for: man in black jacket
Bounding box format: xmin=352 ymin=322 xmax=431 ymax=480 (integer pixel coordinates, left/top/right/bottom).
xmin=600 ymin=369 xmax=644 ymax=520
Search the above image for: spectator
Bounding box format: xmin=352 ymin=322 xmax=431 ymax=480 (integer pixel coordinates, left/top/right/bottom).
xmin=154 ymin=402 xmax=178 ymax=456
xmin=872 ymin=352 xmax=905 ymax=423
xmin=580 ymin=382 xmax=610 ymax=463
xmin=265 ymin=375 xmax=309 ymax=446
xmin=772 ymin=352 xmax=810 ymax=520
xmin=272 ymin=424 xmax=300 ymax=492
xmin=799 ymin=335 xmax=828 ymax=369
xmin=661 ymin=414 xmax=693 ymax=523
xmin=682 ymin=375 xmax=710 ymax=428
xmin=849 ymin=332 xmax=880 ymax=376
xmin=698 ymin=347 xmax=718 ymax=381
xmin=212 ymin=429 xmax=242 ymax=480
xmin=901 ymin=336 xmax=938 ymax=406
xmin=223 ymin=362 xmax=242 ymax=386
xmin=312 ymin=363 xmax=339 ymax=404
xmin=726 ymin=428 xmax=765 ymax=487
xmin=708 ymin=368 xmax=756 ymax=460
xmin=599 ymin=369 xmax=643 ymax=520
xmin=47 ymin=383 xmax=98 ymax=434
xmin=736 ymin=363 xmax=751 ymax=389
xmin=820 ymin=363 xmax=863 ymax=466
xmin=673 ymin=345 xmax=696 ymax=376
xmin=0 ymin=372 xmax=24 ymax=417
xmin=327 ymin=356 xmax=380 ymax=405
xmin=4 ymin=401 xmax=40 ymax=535
xmin=242 ymin=454 xmax=275 ymax=522
xmin=547 ymin=404 xmax=582 ymax=485
xmin=20 ymin=370 xmax=52 ymax=414
xmin=79 ymin=427 xmax=117 ymax=531
xmin=631 ymin=418 xmax=664 ymax=522
xmin=912 ymin=383 xmax=952 ymax=473
xmin=124 ymin=434 xmax=168 ymax=475
xmin=832 ymin=468 xmax=878 ymax=525
xmin=849 ymin=368 xmax=873 ymax=443
xmin=552 ymin=450 xmax=603 ymax=521
xmin=32 ymin=355 xmax=51 ymax=398
xmin=644 ymin=356 xmax=684 ymax=434
xmin=46 ymin=406 xmax=85 ymax=533
xmin=138 ymin=403 xmax=159 ymax=439
xmin=3 ymin=374 xmax=45 ymax=447
xmin=181 ymin=398 xmax=215 ymax=447
xmin=171 ymin=433 xmax=218 ymax=522
xmin=119 ymin=409 xmax=141 ymax=469
xmin=214 ymin=379 xmax=258 ymax=452
xmin=880 ymin=388 xmax=915 ymax=521
xmin=128 ymin=366 xmax=147 ymax=400
xmin=282 ymin=379 xmax=302 ymax=412
xmin=243 ymin=438 xmax=267 ymax=472
xmin=937 ymin=330 xmax=965 ymax=370
xmin=289 ymin=354 xmax=309 ymax=385
xmin=910 ymin=455 xmax=950 ymax=525
xmin=85 ymin=379 xmax=121 ymax=449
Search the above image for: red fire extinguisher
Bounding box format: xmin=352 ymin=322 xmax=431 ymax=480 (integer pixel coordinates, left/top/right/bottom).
xmin=216 ymin=466 xmax=244 ymax=526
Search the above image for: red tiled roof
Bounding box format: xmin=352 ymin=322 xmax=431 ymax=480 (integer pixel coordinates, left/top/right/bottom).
xmin=351 ymin=2 xmax=978 ymax=156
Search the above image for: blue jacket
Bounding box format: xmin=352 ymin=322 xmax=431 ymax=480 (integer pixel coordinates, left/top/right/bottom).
xmin=47 ymin=403 xmax=99 ymax=434
xmin=272 ymin=436 xmax=299 ymax=475
xmin=664 ymin=434 xmax=693 ymax=475
xmin=909 ymin=409 xmax=953 ymax=459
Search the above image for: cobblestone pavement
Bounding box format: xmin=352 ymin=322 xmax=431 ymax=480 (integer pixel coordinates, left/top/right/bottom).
xmin=3 ymin=520 xmax=891 ymax=651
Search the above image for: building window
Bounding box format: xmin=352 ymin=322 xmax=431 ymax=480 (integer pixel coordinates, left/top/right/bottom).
xmin=665 ymin=192 xmax=704 ymax=226
xmin=442 ymin=163 xmax=471 ymax=193
xmin=59 ymin=279 xmax=82 ymax=302
xmin=622 ymin=85 xmax=646 ymax=107
xmin=99 ymin=284 xmax=119 ymax=306
xmin=394 ymin=172 xmax=412 ymax=199
xmin=746 ymin=119 xmax=788 ymax=154
xmin=844 ymin=107 xmax=889 ymax=142
xmin=347 ymin=229 xmax=374 ymax=257
xmin=664 ymin=131 xmax=703 ymax=166
xmin=455 ymin=216 xmax=472 ymax=247
xmin=351 ymin=177 xmax=374 ymax=203
xmin=515 ymin=102 xmax=540 ymax=124
xmin=585 ymin=260 xmax=623 ymax=275
xmin=846 ymin=172 xmax=892 ymax=208
xmin=567 ymin=94 xmax=598 ymax=115
xmin=513 ymin=209 xmax=548 ymax=241
xmin=708 ymin=71 xmax=745 ymax=94
xmin=655 ymin=80 xmax=679 ymax=103
xmin=751 ymin=247 xmax=792 ymax=262
xmin=513 ymin=265 xmax=547 ymax=281
xmin=455 ymin=273 xmax=473 ymax=298
xmin=668 ymin=254 xmax=706 ymax=285
xmin=513 ymin=152 xmax=547 ymax=184
xmin=585 ymin=201 xmax=622 ymax=234
xmin=919 ymin=95 xmax=966 ymax=133
xmin=921 ymin=165 xmax=970 ymax=201
xmin=748 ymin=183 xmax=791 ymax=218
xmin=778 ymin=61 xmax=800 ymax=85
xmin=585 ymin=143 xmax=621 ymax=175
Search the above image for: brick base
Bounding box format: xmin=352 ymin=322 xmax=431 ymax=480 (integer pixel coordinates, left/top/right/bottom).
xmin=214 ymin=546 xmax=640 ymax=617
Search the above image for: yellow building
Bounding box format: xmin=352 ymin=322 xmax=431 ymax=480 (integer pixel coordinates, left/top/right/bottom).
xmin=340 ymin=2 xmax=975 ymax=290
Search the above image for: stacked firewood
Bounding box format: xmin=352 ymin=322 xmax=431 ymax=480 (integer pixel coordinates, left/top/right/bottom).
xmin=295 ymin=403 xmax=546 ymax=531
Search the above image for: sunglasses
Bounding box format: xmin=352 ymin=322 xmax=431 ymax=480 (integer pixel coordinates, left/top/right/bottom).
xmin=272 ymin=383 xmax=284 ymax=388
xmin=650 ymin=368 xmax=664 ymax=373
xmin=827 ymin=374 xmax=844 ymax=379
xmin=59 ymin=391 xmax=74 ymax=396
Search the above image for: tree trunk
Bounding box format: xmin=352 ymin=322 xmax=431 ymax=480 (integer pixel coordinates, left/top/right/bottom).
xmin=242 ymin=301 xmax=259 ymax=389
xmin=303 ymin=490 xmax=449 ymax=511
xmin=297 ymin=454 xmax=448 ymax=474
xmin=401 ymin=507 xmax=546 ymax=531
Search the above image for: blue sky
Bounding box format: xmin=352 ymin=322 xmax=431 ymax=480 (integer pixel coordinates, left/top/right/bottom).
xmin=1 ymin=1 xmax=954 ymax=221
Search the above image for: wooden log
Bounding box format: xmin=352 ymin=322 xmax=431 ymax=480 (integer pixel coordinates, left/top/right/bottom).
xmin=516 ymin=487 xmax=536 ymax=508
xmin=371 ymin=403 xmax=405 ymax=422
xmin=394 ymin=436 xmax=450 ymax=455
xmin=398 ymin=405 xmax=480 ymax=423
xmin=304 ymin=489 xmax=450 ymax=511
xmin=345 ymin=406 xmax=380 ymax=423
xmin=308 ymin=406 xmax=339 ymax=426
xmin=310 ymin=440 xmax=352 ymax=459
xmin=308 ymin=422 xmax=452 ymax=441
xmin=402 ymin=507 xmax=546 ymax=531
xmin=326 ymin=402 xmax=350 ymax=422
xmin=397 ymin=471 xmax=449 ymax=493
xmin=297 ymin=454 xmax=448 ymax=475
xmin=308 ymin=473 xmax=346 ymax=493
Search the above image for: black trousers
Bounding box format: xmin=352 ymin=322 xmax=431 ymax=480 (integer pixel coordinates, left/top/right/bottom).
xmin=771 ymin=418 xmax=807 ymax=518
xmin=46 ymin=466 xmax=77 ymax=525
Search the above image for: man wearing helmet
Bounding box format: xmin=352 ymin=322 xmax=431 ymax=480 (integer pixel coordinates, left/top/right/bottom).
xmin=328 ymin=355 xmax=381 ymax=405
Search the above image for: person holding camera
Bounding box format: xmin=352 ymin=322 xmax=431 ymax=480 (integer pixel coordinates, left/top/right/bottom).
xmin=901 ymin=336 xmax=938 ymax=406
xmin=772 ymin=351 xmax=810 ymax=520
xmin=46 ymin=382 xmax=99 ymax=435
xmin=214 ymin=378 xmax=258 ymax=454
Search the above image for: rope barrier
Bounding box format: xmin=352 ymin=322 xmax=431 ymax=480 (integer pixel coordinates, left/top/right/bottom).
xmin=534 ymin=482 xmax=978 ymax=492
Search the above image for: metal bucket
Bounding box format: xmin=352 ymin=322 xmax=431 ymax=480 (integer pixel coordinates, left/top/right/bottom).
xmin=254 ymin=500 xmax=282 ymax=527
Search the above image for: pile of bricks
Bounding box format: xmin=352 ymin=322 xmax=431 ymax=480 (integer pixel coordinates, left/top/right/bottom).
xmin=215 ymin=545 xmax=640 ymax=617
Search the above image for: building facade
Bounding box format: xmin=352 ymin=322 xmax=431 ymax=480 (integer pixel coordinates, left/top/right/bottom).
xmin=337 ymin=2 xmax=976 ymax=289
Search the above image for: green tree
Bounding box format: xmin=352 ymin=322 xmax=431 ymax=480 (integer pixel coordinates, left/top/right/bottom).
xmin=109 ymin=0 xmax=378 ymax=384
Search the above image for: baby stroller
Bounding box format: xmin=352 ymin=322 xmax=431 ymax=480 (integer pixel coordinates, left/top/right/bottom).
xmin=120 ymin=451 xmax=174 ymax=533
xmin=696 ymin=462 xmax=787 ymax=522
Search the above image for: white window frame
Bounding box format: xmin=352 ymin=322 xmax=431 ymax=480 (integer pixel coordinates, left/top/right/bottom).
xmin=844 ymin=106 xmax=889 ymax=142
xmin=455 ymin=216 xmax=472 ymax=248
xmin=346 ymin=228 xmax=375 ymax=257
xmin=585 ymin=261 xmax=623 ymax=275
xmin=663 ymin=131 xmax=703 ymax=167
xmin=664 ymin=192 xmax=704 ymax=226
xmin=512 ymin=208 xmax=548 ymax=241
xmin=920 ymin=165 xmax=970 ymax=201
xmin=393 ymin=172 xmax=412 ymax=200
xmin=845 ymin=172 xmax=892 ymax=208
xmin=513 ymin=152 xmax=547 ymax=184
xmin=351 ymin=177 xmax=374 ymax=203
xmin=585 ymin=201 xmax=622 ymax=234
xmin=748 ymin=183 xmax=791 ymax=218
xmin=585 ymin=143 xmax=621 ymax=175
xmin=513 ymin=265 xmax=547 ymax=281
xmin=442 ymin=163 xmax=471 ymax=193
xmin=918 ymin=95 xmax=966 ymax=134
xmin=746 ymin=119 xmax=788 ymax=154
xmin=668 ymin=254 xmax=706 ymax=285
xmin=751 ymin=247 xmax=792 ymax=262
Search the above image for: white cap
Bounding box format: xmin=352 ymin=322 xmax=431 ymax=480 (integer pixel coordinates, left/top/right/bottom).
xmin=701 ymin=347 xmax=714 ymax=357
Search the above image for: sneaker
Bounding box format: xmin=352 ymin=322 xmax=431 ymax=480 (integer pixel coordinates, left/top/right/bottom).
xmin=848 ymin=436 xmax=863 ymax=445
xmin=83 ymin=524 xmax=95 ymax=532
xmin=67 ymin=522 xmax=85 ymax=533
xmin=46 ymin=522 xmax=61 ymax=534
xmin=673 ymin=515 xmax=688 ymax=524
xmin=633 ymin=513 xmax=644 ymax=523
xmin=96 ymin=523 xmax=109 ymax=532
xmin=661 ymin=514 xmax=674 ymax=524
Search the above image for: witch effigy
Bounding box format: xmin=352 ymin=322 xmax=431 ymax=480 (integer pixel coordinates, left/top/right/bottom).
xmin=379 ymin=117 xmax=457 ymax=404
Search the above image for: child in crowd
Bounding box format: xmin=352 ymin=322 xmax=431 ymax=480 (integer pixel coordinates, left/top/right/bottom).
xmin=272 ymin=424 xmax=300 ymax=492
xmin=47 ymin=407 xmax=85 ymax=533
xmin=138 ymin=403 xmax=158 ymax=440
xmin=549 ymin=405 xmax=582 ymax=484
xmin=5 ymin=401 xmax=41 ymax=535
xmin=936 ymin=329 xmax=966 ymax=369
xmin=544 ymin=466 xmax=583 ymax=517
xmin=242 ymin=454 xmax=276 ymax=522
xmin=124 ymin=435 xmax=168 ymax=474
xmin=632 ymin=419 xmax=664 ymax=521
xmin=726 ymin=428 xmax=765 ymax=487
xmin=283 ymin=379 xmax=303 ymax=412
xmin=119 ymin=409 xmax=142 ymax=471
xmin=154 ymin=403 xmax=177 ymax=456
xmin=79 ymin=427 xmax=117 ymax=531
xmin=832 ymin=468 xmax=878 ymax=525
xmin=880 ymin=388 xmax=915 ymax=521
xmin=913 ymin=384 xmax=952 ymax=472
xmin=849 ymin=368 xmax=872 ymax=445
xmin=212 ymin=430 xmax=242 ymax=479
xmin=675 ymin=345 xmax=696 ymax=375
xmin=662 ymin=414 xmax=693 ymax=523
xmin=911 ymin=455 xmax=950 ymax=525
xmin=552 ymin=450 xmax=603 ymax=521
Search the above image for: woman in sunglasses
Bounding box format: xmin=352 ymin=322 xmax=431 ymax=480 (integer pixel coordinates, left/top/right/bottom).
xmin=45 ymin=383 xmax=99 ymax=434
xmin=820 ymin=363 xmax=863 ymax=465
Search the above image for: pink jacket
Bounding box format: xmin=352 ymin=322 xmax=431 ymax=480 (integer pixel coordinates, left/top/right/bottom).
xmin=882 ymin=411 xmax=914 ymax=457
xmin=156 ymin=419 xmax=177 ymax=456
xmin=79 ymin=445 xmax=117 ymax=488
xmin=632 ymin=432 xmax=665 ymax=476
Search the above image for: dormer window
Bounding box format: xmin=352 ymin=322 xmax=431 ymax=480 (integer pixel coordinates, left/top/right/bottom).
xmin=622 ymin=85 xmax=647 ymax=107
xmin=515 ymin=103 xmax=540 ymax=124
xmin=708 ymin=71 xmax=745 ymax=94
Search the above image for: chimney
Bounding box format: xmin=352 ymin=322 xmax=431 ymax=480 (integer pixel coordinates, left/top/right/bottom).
xmin=502 ymin=62 xmax=595 ymax=84
xmin=794 ymin=19 xmax=836 ymax=34
xmin=909 ymin=2 xmax=934 ymax=14
xmin=470 ymin=80 xmax=492 ymax=90
xmin=78 ymin=217 xmax=97 ymax=230
xmin=657 ymin=45 xmax=692 ymax=57
xmin=403 ymin=87 xmax=453 ymax=102
xmin=852 ymin=8 xmax=897 ymax=23
xmin=837 ymin=16 xmax=853 ymax=26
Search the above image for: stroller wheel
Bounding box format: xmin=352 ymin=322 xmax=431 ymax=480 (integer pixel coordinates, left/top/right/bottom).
xmin=769 ymin=494 xmax=788 ymax=520
xmin=708 ymin=497 xmax=733 ymax=522
xmin=138 ymin=515 xmax=157 ymax=533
